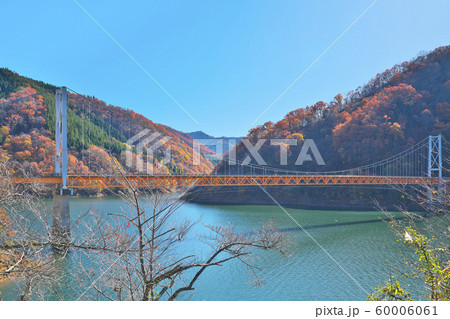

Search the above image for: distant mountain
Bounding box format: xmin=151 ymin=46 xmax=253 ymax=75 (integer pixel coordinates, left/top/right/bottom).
xmin=188 ymin=131 xmax=213 ymax=140
xmin=0 ymin=68 xmax=214 ymax=177
xmin=188 ymin=131 xmax=242 ymax=155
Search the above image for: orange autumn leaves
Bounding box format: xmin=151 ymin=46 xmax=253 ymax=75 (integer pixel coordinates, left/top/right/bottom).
xmin=1 ymin=85 xmax=213 ymax=177
xmin=235 ymin=46 xmax=450 ymax=172
xmin=0 ymin=86 xmax=88 ymax=175
xmin=0 ymin=208 xmax=14 ymax=238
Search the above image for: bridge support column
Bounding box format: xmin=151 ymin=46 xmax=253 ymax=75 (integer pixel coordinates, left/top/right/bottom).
xmin=51 ymin=189 xmax=73 ymax=247
xmin=427 ymin=135 xmax=443 ymax=210
xmin=427 ymin=187 xmax=433 ymax=204
xmin=52 ymin=87 xmax=72 ymax=248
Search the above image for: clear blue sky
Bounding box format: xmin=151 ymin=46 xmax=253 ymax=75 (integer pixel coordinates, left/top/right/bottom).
xmin=1 ymin=0 xmax=449 ymax=137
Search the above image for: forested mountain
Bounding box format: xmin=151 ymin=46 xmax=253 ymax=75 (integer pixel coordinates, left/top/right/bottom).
xmin=0 ymin=68 xmax=214 ymax=177
xmin=187 ymin=45 xmax=450 ymax=209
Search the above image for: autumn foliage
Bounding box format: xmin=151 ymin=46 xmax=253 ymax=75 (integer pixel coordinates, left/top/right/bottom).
xmin=219 ymin=45 xmax=450 ymax=173
xmin=0 ymin=208 xmax=14 ymax=238
xmin=0 ymin=69 xmax=213 ymax=176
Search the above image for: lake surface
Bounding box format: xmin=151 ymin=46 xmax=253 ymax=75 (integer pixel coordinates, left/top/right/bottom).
xmin=0 ymin=197 xmax=423 ymax=301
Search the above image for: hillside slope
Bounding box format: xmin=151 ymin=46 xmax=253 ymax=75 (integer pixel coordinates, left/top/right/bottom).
xmin=186 ymin=45 xmax=450 ymax=209
xmin=0 ymin=68 xmax=214 ymax=177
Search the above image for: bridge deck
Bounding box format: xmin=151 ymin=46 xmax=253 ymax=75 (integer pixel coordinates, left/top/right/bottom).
xmin=8 ymin=175 xmax=447 ymax=189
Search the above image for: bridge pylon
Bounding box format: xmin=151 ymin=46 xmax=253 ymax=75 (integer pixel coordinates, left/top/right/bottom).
xmin=427 ymin=135 xmax=443 ymax=206
xmin=51 ymin=87 xmax=72 ymax=247
xmin=428 ymin=135 xmax=442 ymax=179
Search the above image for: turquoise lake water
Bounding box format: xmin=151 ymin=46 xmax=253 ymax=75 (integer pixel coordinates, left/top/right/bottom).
xmin=0 ymin=197 xmax=423 ymax=301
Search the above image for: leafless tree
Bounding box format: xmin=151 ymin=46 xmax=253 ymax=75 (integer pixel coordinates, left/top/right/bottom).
xmin=71 ymin=166 xmax=289 ymax=301
xmin=0 ymin=159 xmax=66 ymax=300
xmin=2 ymin=157 xmax=289 ymax=301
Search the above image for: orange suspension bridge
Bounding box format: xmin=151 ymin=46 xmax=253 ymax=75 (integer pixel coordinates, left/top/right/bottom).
xmin=10 ymin=174 xmax=448 ymax=189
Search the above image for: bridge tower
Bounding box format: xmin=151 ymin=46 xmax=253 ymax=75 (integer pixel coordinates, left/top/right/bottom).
xmin=52 ymin=87 xmax=72 ymax=246
xmin=428 ymin=135 xmax=442 ymax=179
xmin=427 ymin=135 xmax=443 ymax=205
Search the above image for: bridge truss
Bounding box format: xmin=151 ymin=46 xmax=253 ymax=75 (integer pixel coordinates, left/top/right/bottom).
xmin=12 ymin=175 xmax=445 ymax=189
